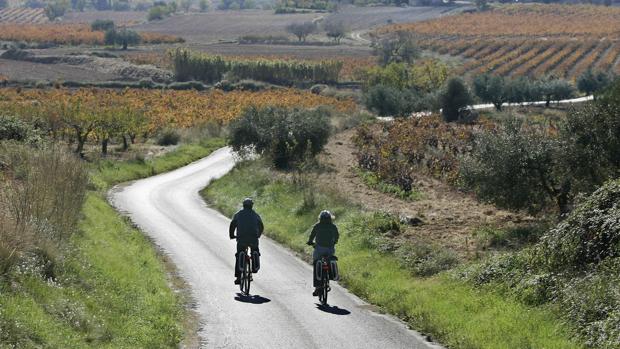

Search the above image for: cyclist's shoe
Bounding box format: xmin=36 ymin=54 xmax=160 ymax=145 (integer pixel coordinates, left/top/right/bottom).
xmin=249 ymin=275 xmax=253 ymax=281
xmin=312 ymin=288 xmax=319 ymax=296
xmin=234 ymin=278 xmax=240 ymax=285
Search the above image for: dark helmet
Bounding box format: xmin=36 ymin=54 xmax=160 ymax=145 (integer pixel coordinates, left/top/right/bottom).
xmin=242 ymin=197 xmax=254 ymax=209
xmin=319 ymin=210 xmax=332 ymax=221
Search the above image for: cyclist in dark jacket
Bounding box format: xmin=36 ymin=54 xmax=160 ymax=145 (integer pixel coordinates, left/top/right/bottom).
xmin=306 ymin=210 xmax=339 ymax=296
xmin=230 ymin=198 xmax=264 ymax=285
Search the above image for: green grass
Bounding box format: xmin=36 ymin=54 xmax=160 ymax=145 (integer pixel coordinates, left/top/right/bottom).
xmin=202 ymin=160 xmax=583 ymax=349
xmin=358 ymin=169 xmax=424 ymax=201
xmin=1 ymin=138 xmax=224 ymax=348
xmin=91 ymin=138 xmax=226 ymax=190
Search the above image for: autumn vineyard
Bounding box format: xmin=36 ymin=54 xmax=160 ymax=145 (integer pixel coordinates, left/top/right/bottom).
xmin=0 ymin=24 xmax=183 ymax=45
xmin=0 ymin=88 xmax=354 ymax=154
xmin=383 ymin=4 xmax=620 ymax=80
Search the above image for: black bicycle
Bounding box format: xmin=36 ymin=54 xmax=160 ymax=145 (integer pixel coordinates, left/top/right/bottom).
xmin=239 ymin=246 xmax=253 ymax=295
xmin=317 ymin=255 xmax=332 ymax=306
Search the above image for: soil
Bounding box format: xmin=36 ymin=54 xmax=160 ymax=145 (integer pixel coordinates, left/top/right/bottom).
xmin=316 ymin=129 xmax=532 ymax=258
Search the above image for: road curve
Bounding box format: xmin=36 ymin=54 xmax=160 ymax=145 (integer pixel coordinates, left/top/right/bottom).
xmin=110 ymin=147 xmax=442 ymax=349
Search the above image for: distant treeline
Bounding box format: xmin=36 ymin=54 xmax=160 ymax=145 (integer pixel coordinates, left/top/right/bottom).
xmin=170 ymin=48 xmax=343 ymax=85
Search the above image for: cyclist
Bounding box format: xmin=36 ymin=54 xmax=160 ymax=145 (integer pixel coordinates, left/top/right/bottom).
xmin=229 ymin=198 xmax=264 ymax=285
xmin=306 ymin=210 xmax=339 ymax=296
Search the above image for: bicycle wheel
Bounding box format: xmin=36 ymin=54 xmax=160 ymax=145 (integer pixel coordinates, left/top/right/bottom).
xmin=321 ymin=275 xmax=329 ymax=305
xmin=239 ymin=256 xmax=246 ymax=293
xmin=243 ymin=257 xmax=251 ymax=295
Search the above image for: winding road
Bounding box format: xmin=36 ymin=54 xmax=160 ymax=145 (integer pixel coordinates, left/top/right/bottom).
xmin=110 ymin=147 xmax=442 ymax=349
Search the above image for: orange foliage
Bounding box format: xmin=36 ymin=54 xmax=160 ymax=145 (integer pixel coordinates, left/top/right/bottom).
xmin=0 ymin=24 xmax=182 ymax=45
xmin=0 ymin=88 xmax=356 ymax=133
xmin=382 ymin=4 xmax=620 ymax=38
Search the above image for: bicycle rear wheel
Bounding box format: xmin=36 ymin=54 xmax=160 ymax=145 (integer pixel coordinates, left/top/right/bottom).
xmin=321 ymin=276 xmax=329 ymax=305
xmin=243 ymin=257 xmax=251 ymax=295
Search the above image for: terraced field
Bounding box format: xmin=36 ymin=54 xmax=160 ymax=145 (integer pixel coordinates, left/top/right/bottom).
xmin=384 ymin=4 xmax=620 ymax=79
xmin=0 ymin=7 xmax=47 ymax=24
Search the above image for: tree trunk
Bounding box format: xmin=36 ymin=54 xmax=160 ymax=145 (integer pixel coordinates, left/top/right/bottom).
xmin=122 ymin=135 xmax=129 ymax=151
xmin=101 ymin=138 xmax=109 ymax=156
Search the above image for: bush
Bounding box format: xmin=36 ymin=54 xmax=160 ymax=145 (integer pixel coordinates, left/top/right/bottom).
xmin=45 ymin=0 xmax=68 ymax=20
xmin=440 ymin=77 xmax=472 ymax=122
xmin=459 ymin=118 xmax=567 ymax=214
xmin=91 ymin=19 xmax=115 ymax=31
xmin=0 ymin=116 xmax=42 ymax=144
xmin=363 ymin=84 xmax=411 ymax=117
xmin=228 ymin=106 xmax=332 ymax=169
xmin=156 ymin=129 xmax=181 ymax=146
xmin=112 ymin=0 xmax=130 ymax=10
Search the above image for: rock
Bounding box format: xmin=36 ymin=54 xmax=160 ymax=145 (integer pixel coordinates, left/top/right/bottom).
xmin=400 ymin=215 xmax=424 ymax=226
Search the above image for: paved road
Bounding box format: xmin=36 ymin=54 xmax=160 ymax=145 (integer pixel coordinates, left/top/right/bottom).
xmin=110 ymin=147 xmax=442 ymax=349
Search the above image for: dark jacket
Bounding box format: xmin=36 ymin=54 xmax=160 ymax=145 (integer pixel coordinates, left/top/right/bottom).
xmin=229 ymin=208 xmax=264 ymax=244
xmin=307 ymin=219 xmax=339 ymax=248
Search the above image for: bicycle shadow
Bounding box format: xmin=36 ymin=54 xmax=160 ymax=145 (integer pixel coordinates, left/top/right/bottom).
xmin=315 ymin=304 xmax=351 ymax=315
xmin=234 ymin=293 xmax=271 ymax=304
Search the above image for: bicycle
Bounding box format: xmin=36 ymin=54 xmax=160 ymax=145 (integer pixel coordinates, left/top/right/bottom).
xmin=238 ymin=245 xmax=253 ymax=295
xmin=316 ymin=254 xmax=332 ymax=306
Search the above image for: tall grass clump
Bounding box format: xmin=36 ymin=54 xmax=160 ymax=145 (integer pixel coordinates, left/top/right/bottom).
xmin=170 ymin=48 xmax=342 ymax=85
xmin=0 ymin=141 xmax=88 ymax=276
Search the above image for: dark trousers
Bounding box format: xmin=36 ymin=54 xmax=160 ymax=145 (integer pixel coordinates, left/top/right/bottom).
xmin=235 ymin=242 xmax=259 ymax=278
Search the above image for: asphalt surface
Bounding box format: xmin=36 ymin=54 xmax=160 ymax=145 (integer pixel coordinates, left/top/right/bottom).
xmin=110 ymin=147 xmax=443 ymax=349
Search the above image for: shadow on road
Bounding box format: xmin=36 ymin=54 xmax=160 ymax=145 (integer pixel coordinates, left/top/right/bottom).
xmin=315 ymin=304 xmax=351 ymax=315
xmin=235 ymin=293 xmax=271 ymax=304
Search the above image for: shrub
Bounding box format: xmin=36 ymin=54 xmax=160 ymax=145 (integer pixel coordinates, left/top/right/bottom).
xmin=440 ymin=77 xmax=472 ymax=122
xmin=112 ymin=0 xmax=130 ymax=10
xmin=156 ymin=129 xmax=181 ymax=146
xmin=363 ymin=84 xmax=411 ymax=117
xmin=228 ymin=106 xmax=332 ymax=169
xmin=0 ymin=116 xmax=42 ymax=144
xmin=459 ymin=118 xmax=568 ymax=214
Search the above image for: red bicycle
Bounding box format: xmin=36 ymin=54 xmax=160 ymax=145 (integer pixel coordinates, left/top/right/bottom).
xmin=317 ymin=255 xmax=331 ymax=305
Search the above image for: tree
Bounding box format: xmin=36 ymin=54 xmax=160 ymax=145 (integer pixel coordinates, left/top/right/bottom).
xmin=577 ymin=69 xmax=613 ymax=99
xmin=538 ymin=78 xmax=575 ymax=107
xmin=181 ymin=0 xmax=193 ymax=12
xmin=199 ymin=0 xmax=209 ymax=11
xmin=473 ymin=74 xmax=506 ymax=111
xmin=460 ymin=118 xmax=571 ymax=214
xmin=0 ymin=0 xmax=8 ymax=9
xmin=92 ymin=0 xmax=111 ymax=10
xmin=364 ymin=84 xmax=412 ymax=117
xmin=373 ymin=31 xmax=420 ymax=66
xmin=228 ymin=106 xmax=331 ymax=169
xmin=475 ymin=0 xmax=489 ymax=11
xmin=45 ymin=0 xmax=69 ymax=20
xmin=440 ymin=77 xmax=472 ymax=122
xmin=286 ymin=21 xmax=316 ymax=42
xmin=105 ymin=28 xmax=141 ymax=49
xmin=324 ymin=20 xmax=347 ymax=44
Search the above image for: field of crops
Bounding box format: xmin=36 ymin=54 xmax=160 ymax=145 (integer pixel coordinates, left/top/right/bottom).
xmin=0 ymin=24 xmax=183 ymax=45
xmin=0 ymin=87 xmax=355 ymax=133
xmin=0 ymin=8 xmax=47 ymax=24
xmin=382 ymin=4 xmax=620 ymax=80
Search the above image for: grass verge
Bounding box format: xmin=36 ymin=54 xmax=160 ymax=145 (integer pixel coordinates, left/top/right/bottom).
xmin=201 ymin=160 xmax=582 ymax=349
xmin=1 ymin=138 xmax=224 ymax=347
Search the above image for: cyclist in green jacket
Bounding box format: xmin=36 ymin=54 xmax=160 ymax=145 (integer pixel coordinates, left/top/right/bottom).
xmin=229 ymin=198 xmax=264 ymax=285
xmin=306 ymin=210 xmax=339 ymax=296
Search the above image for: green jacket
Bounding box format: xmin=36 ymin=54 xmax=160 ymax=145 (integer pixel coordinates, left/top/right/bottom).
xmin=229 ymin=208 xmax=264 ymax=245
xmin=308 ymin=220 xmax=339 ymax=248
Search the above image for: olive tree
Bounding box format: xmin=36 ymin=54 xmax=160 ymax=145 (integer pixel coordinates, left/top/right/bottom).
xmin=228 ymin=106 xmax=331 ymax=169
xmin=286 ymin=21 xmax=316 ymax=42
